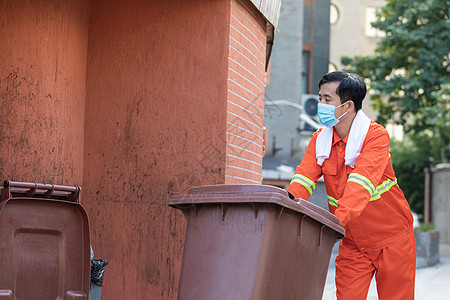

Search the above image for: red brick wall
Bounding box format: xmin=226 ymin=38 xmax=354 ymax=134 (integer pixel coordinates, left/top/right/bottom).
xmin=225 ymin=0 xmax=267 ymax=184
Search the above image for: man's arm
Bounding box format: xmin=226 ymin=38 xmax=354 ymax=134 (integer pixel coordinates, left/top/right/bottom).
xmin=334 ymin=125 xmax=390 ymax=227
xmin=287 ymin=131 xmax=323 ymax=200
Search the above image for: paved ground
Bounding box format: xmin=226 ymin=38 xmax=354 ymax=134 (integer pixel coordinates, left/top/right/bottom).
xmin=322 ymin=245 xmax=450 ymax=300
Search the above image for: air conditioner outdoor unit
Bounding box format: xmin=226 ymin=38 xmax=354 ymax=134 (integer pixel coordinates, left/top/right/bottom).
xmin=299 ymin=94 xmax=320 ymax=131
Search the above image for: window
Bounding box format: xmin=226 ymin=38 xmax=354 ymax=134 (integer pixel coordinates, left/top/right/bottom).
xmin=330 ymin=3 xmax=340 ymax=25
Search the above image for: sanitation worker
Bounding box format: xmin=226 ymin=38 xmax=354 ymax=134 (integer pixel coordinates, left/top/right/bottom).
xmin=287 ymin=71 xmax=416 ymax=299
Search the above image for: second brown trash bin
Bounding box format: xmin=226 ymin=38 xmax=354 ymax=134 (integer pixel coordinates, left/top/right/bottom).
xmin=169 ymin=184 xmax=345 ymax=300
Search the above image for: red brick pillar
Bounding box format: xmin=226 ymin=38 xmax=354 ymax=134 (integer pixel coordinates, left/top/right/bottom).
xmin=225 ymin=0 xmax=267 ymax=184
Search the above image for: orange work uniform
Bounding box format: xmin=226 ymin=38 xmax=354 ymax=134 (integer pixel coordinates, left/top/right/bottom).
xmin=287 ymin=121 xmax=416 ymax=300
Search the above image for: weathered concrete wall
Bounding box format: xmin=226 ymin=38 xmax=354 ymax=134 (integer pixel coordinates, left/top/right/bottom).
xmin=311 ymin=0 xmax=330 ymax=95
xmin=431 ymin=163 xmax=450 ymax=244
xmin=0 ymin=0 xmax=89 ymax=185
xmin=264 ymin=0 xmax=304 ymax=159
xmin=83 ymin=0 xmax=230 ymax=298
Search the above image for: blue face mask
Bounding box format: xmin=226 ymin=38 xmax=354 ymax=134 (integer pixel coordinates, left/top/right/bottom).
xmin=317 ymin=102 xmax=348 ymax=127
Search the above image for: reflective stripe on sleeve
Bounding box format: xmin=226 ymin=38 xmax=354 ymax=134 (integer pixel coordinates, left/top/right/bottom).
xmin=370 ymin=178 xmax=397 ymax=201
xmin=290 ymin=174 xmax=316 ymax=196
xmin=347 ymin=173 xmax=375 ymax=196
xmin=328 ymin=195 xmax=338 ymax=207
xmin=329 ymin=178 xmax=397 ymax=207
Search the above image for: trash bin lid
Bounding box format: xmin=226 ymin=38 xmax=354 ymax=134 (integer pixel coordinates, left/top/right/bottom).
xmin=169 ymin=184 xmax=345 ymax=238
xmin=0 ymin=181 xmax=90 ymax=299
xmin=187 ymin=184 xmax=291 ymax=196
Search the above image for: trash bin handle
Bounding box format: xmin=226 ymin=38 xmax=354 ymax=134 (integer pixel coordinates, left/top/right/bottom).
xmin=318 ymin=225 xmax=326 ymax=246
xmin=2 ymin=180 xmax=81 ymax=202
xmin=297 ymin=215 xmax=307 ymax=236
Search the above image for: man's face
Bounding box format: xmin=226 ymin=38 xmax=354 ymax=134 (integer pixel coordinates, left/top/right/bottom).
xmin=319 ymin=81 xmax=348 ymax=118
xmin=319 ymin=81 xmax=341 ymax=106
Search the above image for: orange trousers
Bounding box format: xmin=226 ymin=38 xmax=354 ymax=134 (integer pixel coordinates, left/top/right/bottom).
xmin=335 ymin=230 xmax=416 ymax=300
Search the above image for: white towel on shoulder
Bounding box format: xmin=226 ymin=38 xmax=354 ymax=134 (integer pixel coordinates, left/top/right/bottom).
xmin=316 ymin=110 xmax=371 ymax=168
xmin=315 ymin=127 xmax=333 ymax=166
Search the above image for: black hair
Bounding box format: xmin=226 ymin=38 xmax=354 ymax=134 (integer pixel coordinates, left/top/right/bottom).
xmin=318 ymin=71 xmax=366 ymax=112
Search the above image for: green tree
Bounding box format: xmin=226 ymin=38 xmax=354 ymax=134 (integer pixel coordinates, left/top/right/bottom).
xmin=342 ymin=0 xmax=449 ymax=132
xmin=390 ymin=84 xmax=449 ymax=218
xmin=341 ymin=0 xmax=450 ymax=218
xmin=389 ymin=138 xmax=427 ymax=217
xmin=389 ymin=86 xmax=449 ymax=216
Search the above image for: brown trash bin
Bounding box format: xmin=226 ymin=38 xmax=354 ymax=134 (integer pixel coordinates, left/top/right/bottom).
xmin=0 ymin=180 xmax=90 ymax=300
xmin=169 ymin=184 xmax=345 ymax=300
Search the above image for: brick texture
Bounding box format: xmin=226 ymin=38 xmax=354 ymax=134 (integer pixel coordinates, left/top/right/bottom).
xmin=225 ymin=0 xmax=266 ymax=184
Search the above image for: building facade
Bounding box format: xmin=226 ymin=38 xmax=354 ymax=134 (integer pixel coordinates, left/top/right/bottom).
xmin=262 ymin=0 xmax=330 ymax=208
xmin=329 ymin=0 xmax=386 ymax=120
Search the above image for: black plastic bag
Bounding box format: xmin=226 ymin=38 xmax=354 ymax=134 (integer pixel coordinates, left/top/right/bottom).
xmin=91 ymin=259 xmax=108 ymax=286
